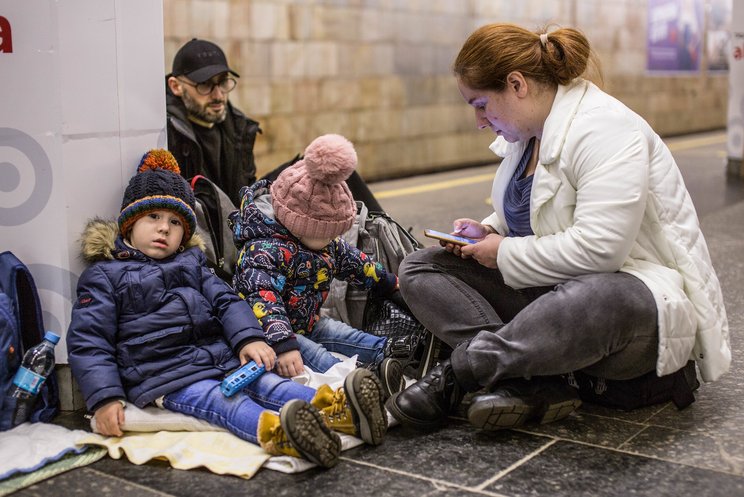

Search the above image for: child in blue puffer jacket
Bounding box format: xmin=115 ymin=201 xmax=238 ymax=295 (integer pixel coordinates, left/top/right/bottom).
xmin=66 ymin=150 xmax=388 ymax=469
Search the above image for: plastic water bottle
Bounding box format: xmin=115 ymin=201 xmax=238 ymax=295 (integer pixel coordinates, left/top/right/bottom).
xmin=8 ymin=331 xmax=60 ymax=425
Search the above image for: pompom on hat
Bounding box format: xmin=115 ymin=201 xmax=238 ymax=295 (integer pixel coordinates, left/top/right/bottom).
xmin=271 ymin=134 xmax=357 ymax=240
xmin=118 ymin=149 xmax=197 ymax=244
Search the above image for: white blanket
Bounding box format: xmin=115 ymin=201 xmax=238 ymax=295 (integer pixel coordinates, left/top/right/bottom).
xmin=0 ymin=423 xmax=91 ymax=480
xmin=84 ymin=356 xmax=367 ymax=475
xmin=0 ymin=356 xmax=391 ymax=480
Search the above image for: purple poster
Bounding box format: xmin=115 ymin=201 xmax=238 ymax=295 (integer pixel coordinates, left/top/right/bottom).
xmin=647 ymin=0 xmax=704 ymax=71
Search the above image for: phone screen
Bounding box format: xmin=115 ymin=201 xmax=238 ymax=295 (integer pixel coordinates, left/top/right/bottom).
xmin=424 ymin=229 xmax=477 ymax=246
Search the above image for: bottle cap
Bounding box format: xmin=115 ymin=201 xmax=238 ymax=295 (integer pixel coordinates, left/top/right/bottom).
xmin=44 ymin=331 xmax=61 ymax=344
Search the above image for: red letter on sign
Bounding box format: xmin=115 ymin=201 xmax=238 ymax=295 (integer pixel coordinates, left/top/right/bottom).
xmin=0 ymin=16 xmax=12 ymax=53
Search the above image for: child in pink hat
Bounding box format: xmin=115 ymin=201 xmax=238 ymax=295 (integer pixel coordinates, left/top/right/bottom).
xmin=230 ymin=134 xmax=406 ymax=401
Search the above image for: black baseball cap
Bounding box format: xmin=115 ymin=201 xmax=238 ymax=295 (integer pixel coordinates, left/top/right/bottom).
xmin=171 ymin=39 xmax=240 ymax=83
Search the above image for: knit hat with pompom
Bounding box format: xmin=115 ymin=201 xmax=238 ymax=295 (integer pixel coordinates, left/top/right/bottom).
xmin=271 ymin=134 xmax=357 ymax=239
xmin=118 ymin=149 xmax=197 ymax=244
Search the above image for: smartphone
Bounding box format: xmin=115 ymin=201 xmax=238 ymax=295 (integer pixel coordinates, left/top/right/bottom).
xmin=424 ymin=229 xmax=477 ymax=246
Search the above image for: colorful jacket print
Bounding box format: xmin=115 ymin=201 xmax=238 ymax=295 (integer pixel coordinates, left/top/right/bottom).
xmin=229 ymin=180 xmax=397 ymax=354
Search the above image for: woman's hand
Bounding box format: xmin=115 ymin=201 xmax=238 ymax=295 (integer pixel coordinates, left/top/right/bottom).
xmin=441 ymin=219 xmax=494 ymax=257
xmin=238 ymin=341 xmax=277 ymax=371
xmin=461 ymin=233 xmax=503 ymax=268
xmin=276 ymin=350 xmax=304 ymax=378
xmin=94 ymin=400 xmax=125 ymax=437
xmin=452 ymin=218 xmax=492 ymax=239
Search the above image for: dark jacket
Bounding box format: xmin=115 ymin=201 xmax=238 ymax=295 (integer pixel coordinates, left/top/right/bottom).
xmin=166 ymin=81 xmax=262 ymax=206
xmin=229 ymin=181 xmax=398 ymax=355
xmin=66 ymin=220 xmax=264 ymax=411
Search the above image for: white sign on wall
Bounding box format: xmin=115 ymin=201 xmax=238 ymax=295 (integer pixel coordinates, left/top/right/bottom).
xmin=727 ymin=0 xmax=744 ymax=162
xmin=0 ymin=0 xmax=167 ymax=363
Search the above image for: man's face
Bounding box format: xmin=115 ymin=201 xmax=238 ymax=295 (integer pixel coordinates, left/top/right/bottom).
xmin=173 ymin=73 xmax=231 ymax=124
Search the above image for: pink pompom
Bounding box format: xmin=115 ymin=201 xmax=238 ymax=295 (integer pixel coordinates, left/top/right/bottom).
xmin=302 ymin=134 xmax=357 ymax=185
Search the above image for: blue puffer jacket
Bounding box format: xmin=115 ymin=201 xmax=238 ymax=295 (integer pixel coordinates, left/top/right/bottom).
xmin=66 ymin=220 xmax=264 ymax=411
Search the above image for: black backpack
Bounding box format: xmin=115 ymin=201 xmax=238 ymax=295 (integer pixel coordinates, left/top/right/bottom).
xmin=190 ymin=175 xmax=239 ymax=282
xmin=0 ymin=251 xmax=60 ymax=431
xmin=569 ymin=361 xmax=699 ymax=411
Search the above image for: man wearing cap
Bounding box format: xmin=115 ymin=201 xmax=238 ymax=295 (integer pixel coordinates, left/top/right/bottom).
xmin=166 ymin=39 xmax=260 ymax=206
xmin=166 ymin=38 xmax=383 ymax=210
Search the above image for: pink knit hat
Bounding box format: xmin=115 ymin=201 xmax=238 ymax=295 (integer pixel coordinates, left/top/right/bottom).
xmin=271 ymin=134 xmax=357 ymax=239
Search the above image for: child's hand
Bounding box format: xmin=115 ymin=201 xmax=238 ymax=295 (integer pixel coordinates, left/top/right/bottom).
xmin=276 ymin=350 xmax=304 ymax=378
xmin=239 ymin=341 xmax=277 ymax=371
xmin=94 ymin=400 xmax=125 ymax=437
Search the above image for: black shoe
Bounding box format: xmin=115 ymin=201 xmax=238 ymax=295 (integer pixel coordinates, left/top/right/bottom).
xmin=467 ymin=377 xmax=581 ymax=431
xmin=385 ymin=360 xmax=464 ymax=431
xmin=378 ymin=357 xmax=405 ymax=399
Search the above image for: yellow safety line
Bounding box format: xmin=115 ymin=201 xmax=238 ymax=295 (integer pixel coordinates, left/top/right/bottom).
xmin=373 ymin=173 xmax=494 ymax=199
xmin=667 ymin=133 xmax=726 ymax=151
xmin=373 ymin=133 xmax=726 ymax=199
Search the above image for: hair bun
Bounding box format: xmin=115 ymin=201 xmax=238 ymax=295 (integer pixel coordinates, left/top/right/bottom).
xmin=302 ymin=134 xmax=357 ymax=185
xmin=137 ymin=149 xmax=182 ymax=175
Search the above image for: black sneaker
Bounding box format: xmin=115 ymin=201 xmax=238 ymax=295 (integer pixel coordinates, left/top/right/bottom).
xmin=378 ymin=357 xmax=405 ymax=399
xmin=413 ymin=331 xmax=443 ymax=379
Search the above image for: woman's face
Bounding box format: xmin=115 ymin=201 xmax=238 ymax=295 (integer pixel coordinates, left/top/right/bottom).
xmin=457 ymin=77 xmax=533 ymax=143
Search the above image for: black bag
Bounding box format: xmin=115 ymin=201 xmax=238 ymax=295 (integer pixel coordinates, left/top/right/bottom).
xmin=0 ymin=251 xmax=60 ymax=431
xmin=321 ymin=201 xmax=423 ymax=330
xmin=569 ymin=361 xmax=699 ymax=411
xmin=190 ymin=175 xmax=239 ymax=282
xmin=362 ymin=297 xmax=446 ymax=379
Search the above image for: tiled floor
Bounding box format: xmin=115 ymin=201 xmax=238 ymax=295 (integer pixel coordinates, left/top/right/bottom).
xmin=10 ymin=131 xmax=744 ymax=497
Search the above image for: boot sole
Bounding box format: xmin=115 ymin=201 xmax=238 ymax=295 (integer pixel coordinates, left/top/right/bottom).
xmin=345 ymin=369 xmax=388 ymax=445
xmin=468 ymin=398 xmax=581 ymax=431
xmin=281 ymin=400 xmax=342 ymax=468
xmin=539 ymin=398 xmax=582 ymax=425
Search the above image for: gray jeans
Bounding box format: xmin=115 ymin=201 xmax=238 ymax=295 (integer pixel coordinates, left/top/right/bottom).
xmin=399 ymin=247 xmax=659 ymax=391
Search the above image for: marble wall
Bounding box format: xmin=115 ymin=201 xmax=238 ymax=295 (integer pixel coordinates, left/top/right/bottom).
xmin=163 ymin=0 xmax=728 ymax=180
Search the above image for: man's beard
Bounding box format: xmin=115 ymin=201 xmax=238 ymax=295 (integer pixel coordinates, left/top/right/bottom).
xmin=181 ymin=91 xmax=227 ymax=124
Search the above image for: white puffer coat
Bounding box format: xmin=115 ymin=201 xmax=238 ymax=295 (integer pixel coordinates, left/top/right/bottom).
xmin=483 ymin=78 xmax=730 ymax=382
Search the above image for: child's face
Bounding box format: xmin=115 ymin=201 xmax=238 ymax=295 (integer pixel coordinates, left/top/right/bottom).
xmin=299 ymin=236 xmax=333 ymax=251
xmin=129 ymin=210 xmax=184 ymax=259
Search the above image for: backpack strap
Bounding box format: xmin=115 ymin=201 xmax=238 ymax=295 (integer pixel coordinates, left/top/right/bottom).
xmin=189 ymin=174 xmax=207 ymax=190
xmin=0 ymin=252 xmax=43 ymax=356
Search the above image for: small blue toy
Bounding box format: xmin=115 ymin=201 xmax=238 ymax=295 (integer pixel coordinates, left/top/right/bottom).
xmin=220 ymin=361 xmax=266 ymax=397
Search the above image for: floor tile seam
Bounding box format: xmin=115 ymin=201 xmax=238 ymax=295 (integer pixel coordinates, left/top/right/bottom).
xmin=616 ymin=423 xmax=651 ymax=451
xmin=84 ymin=467 xmax=178 ymax=497
xmin=569 ymin=407 xmax=696 ymax=432
xmin=473 ymin=438 xmax=559 ymax=492
xmin=339 ymin=456 xmax=510 ymax=497
xmin=516 ymin=431 xmax=744 ymax=478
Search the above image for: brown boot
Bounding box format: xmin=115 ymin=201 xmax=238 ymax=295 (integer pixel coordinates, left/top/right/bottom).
xmin=312 ymin=369 xmax=387 ymax=446
xmin=257 ymin=399 xmax=341 ymax=468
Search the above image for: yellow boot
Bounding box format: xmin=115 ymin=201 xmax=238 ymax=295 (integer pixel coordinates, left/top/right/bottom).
xmin=257 ymin=399 xmax=341 ymax=468
xmin=312 ymin=369 xmax=387 ymax=446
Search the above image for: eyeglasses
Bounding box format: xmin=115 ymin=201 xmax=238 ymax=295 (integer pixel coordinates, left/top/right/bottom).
xmin=179 ymin=77 xmax=237 ymax=96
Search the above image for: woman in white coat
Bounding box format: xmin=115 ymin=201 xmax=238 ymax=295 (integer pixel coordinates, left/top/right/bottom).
xmin=386 ymin=23 xmax=730 ymax=431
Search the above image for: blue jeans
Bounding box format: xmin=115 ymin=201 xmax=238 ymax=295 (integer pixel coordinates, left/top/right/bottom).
xmin=296 ymin=317 xmax=387 ymax=373
xmin=161 ymin=371 xmax=315 ymax=444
